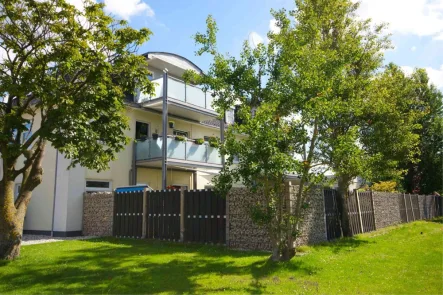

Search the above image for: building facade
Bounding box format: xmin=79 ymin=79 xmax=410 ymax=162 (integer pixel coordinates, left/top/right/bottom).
xmin=1 ymin=52 xmax=230 ymax=236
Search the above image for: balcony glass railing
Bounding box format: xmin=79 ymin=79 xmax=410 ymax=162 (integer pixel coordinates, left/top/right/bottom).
xmin=136 ymin=137 xmax=222 ymax=165
xmin=137 ymin=77 xmax=216 ymax=111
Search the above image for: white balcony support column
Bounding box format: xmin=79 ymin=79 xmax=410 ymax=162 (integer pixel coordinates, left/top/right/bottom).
xmin=131 ymin=141 xmax=137 ymax=185
xmin=162 ymin=70 xmax=168 ymax=190
xmin=220 ymin=117 xmax=225 ymax=167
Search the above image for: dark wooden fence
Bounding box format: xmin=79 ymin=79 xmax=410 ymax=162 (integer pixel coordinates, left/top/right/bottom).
xmin=421 ymin=195 xmax=442 ymax=219
xmin=404 ymin=194 xmax=414 ymax=221
xmin=323 ymin=189 xmax=342 ymax=240
xmin=344 ymin=191 xmax=376 ymax=236
xmin=324 ymin=189 xmax=441 ymax=241
xmin=113 ymin=191 xmax=144 ymax=238
xmin=146 ymin=190 xmax=181 ymax=241
xmin=411 ymin=194 xmax=420 ymax=221
xmin=346 ymin=192 xmax=362 ymax=236
xmin=184 ymin=190 xmax=226 ymax=244
xmin=398 ymin=193 xmax=408 ymax=222
xmin=358 ymin=191 xmax=376 ymax=233
xmin=113 ymin=188 xmax=226 ymax=244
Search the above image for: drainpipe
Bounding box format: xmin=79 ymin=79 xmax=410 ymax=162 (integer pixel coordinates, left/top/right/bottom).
xmin=161 ymin=69 xmax=168 ymax=190
xmin=51 ymin=150 xmax=59 ymax=237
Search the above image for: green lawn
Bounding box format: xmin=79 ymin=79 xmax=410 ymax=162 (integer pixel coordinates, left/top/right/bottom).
xmin=0 ymin=221 xmax=442 ymax=294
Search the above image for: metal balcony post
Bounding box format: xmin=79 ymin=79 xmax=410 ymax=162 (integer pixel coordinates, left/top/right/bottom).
xmin=162 ymin=70 xmax=168 ymax=190
xmin=132 ymin=142 xmax=137 ymax=185
xmin=220 ymin=117 xmax=225 ymax=167
xmin=205 ymin=144 xmax=208 ymax=163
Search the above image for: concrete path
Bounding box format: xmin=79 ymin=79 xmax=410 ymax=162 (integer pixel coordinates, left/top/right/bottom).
xmin=22 ymin=235 xmax=97 ymax=246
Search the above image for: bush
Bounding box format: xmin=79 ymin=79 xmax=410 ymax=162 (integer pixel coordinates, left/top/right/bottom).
xmin=175 ymin=135 xmax=186 ymax=142
xmin=372 ymin=181 xmax=398 ymax=192
xmin=208 ymin=136 xmax=219 ymax=148
xmin=194 ymin=138 xmax=204 ymax=145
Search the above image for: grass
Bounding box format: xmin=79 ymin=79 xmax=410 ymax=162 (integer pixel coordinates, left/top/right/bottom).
xmin=0 ymin=221 xmax=442 ymax=294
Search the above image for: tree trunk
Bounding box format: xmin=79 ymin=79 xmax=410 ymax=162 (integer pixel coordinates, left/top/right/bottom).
xmin=0 ymin=181 xmax=24 ymax=260
xmin=280 ymin=245 xmax=295 ymax=261
xmin=0 ymin=216 xmax=24 ymax=260
xmin=337 ymin=176 xmax=352 ymax=237
xmin=270 ymin=235 xmax=280 ymax=261
xmin=0 ymin=141 xmax=45 ymax=260
xmin=281 ymin=183 xmax=295 ymax=261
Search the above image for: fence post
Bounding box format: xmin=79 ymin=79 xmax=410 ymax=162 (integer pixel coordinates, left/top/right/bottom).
xmin=403 ymin=193 xmax=409 ymax=222
xmin=180 ymin=187 xmax=185 ymax=242
xmin=370 ymin=190 xmax=376 ymax=230
xmin=417 ymin=195 xmax=421 ymax=220
xmin=322 ymin=188 xmax=328 ymax=241
xmin=355 ymin=190 xmax=364 ymax=233
xmin=409 ymin=194 xmax=415 ymax=221
xmin=439 ymin=196 xmax=443 ymax=216
xmin=142 ymin=188 xmax=148 ymax=238
xmin=225 ymin=190 xmax=230 ymax=247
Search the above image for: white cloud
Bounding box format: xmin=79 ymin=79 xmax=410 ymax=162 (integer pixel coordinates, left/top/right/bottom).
xmin=249 ymin=32 xmax=264 ymax=47
xmin=66 ymin=0 xmax=91 ymax=10
xmin=356 ymin=0 xmax=443 ymax=40
xmin=410 ymin=46 xmax=416 ymax=52
xmin=104 ymin=0 xmax=154 ymax=20
xmin=269 ymin=19 xmax=281 ymax=34
xmin=402 ymin=65 xmax=443 ymax=89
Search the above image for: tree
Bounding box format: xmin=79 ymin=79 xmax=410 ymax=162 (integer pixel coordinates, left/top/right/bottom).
xmin=0 ymin=0 xmax=153 ymax=259
xmin=186 ymin=16 xmax=319 ymax=261
xmin=401 ymin=69 xmax=443 ymax=194
xmin=271 ymin=0 xmax=417 ymax=237
xmin=360 ymin=64 xmax=424 ymax=183
xmin=188 ymin=0 xmax=388 ymax=259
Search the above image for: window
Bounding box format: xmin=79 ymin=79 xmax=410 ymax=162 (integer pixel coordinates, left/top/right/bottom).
xmin=225 ymin=108 xmax=235 ymax=125
xmin=21 ymin=122 xmax=32 ymax=144
xmin=11 ymin=122 xmax=32 ymax=144
xmin=85 ymin=180 xmax=112 ymax=193
xmin=14 ymin=184 xmax=21 ymax=201
xmin=173 ymin=129 xmax=189 ymax=138
xmin=135 ymin=121 xmax=149 ymax=140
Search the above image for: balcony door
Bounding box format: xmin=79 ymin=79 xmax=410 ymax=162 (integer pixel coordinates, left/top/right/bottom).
xmin=135 ymin=121 xmax=149 ymax=140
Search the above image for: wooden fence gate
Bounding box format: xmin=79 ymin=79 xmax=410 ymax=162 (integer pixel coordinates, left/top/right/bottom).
xmin=113 ymin=190 xmax=144 ymax=238
xmin=324 ymin=189 xmax=342 ymax=240
xmin=146 ymin=190 xmax=181 ymax=241
xmin=346 ymin=192 xmax=363 ymax=236
xmin=357 ymin=191 xmax=376 ymax=233
xmin=113 ymin=188 xmax=226 ymax=244
xmin=184 ymin=190 xmax=226 ymax=244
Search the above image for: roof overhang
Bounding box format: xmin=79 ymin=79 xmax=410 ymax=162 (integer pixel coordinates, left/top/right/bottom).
xmin=142 ymin=52 xmax=203 ymax=78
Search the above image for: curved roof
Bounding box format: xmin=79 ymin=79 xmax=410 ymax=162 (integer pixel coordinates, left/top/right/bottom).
xmin=141 ymin=51 xmax=203 ymax=74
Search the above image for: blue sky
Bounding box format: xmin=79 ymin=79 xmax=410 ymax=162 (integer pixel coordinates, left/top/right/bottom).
xmin=83 ymin=0 xmax=443 ymax=89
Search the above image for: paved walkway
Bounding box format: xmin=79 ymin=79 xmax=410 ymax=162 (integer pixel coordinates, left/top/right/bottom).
xmin=22 ymin=235 xmax=97 ymax=246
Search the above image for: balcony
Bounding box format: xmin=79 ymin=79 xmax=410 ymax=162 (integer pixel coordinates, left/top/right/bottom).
xmin=137 ymin=76 xmax=218 ymax=122
xmin=136 ymin=136 xmax=222 ymax=168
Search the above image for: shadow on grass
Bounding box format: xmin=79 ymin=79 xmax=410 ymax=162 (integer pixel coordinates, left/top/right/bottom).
xmin=311 ymin=236 xmax=370 ymax=254
xmin=429 ymin=216 xmax=443 ymax=224
xmin=1 ymin=238 xmax=321 ymax=294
